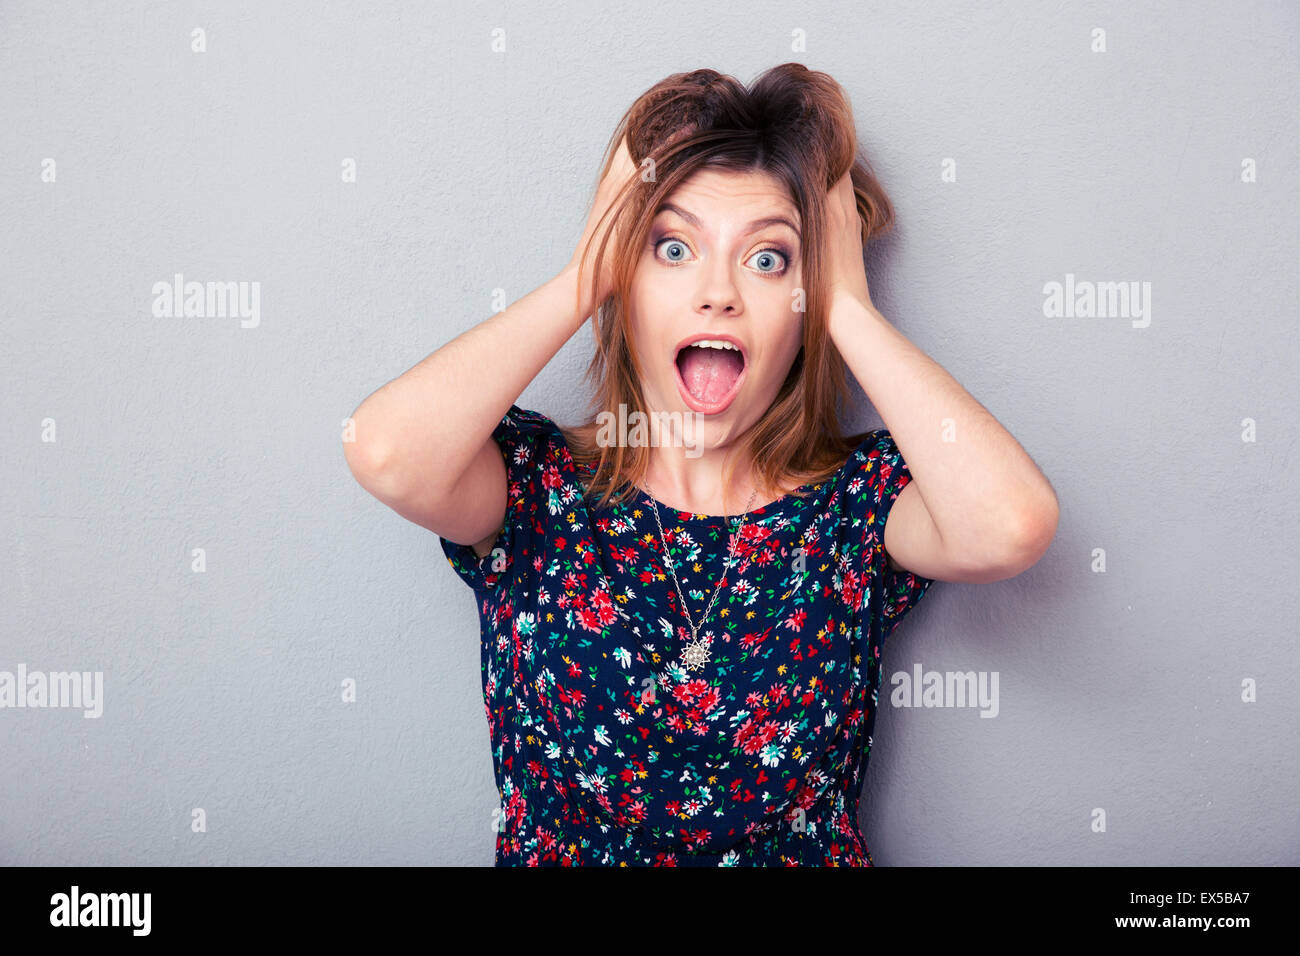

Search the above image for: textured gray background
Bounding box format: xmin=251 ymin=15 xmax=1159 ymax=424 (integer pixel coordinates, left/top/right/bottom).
xmin=2 ymin=1 xmax=1296 ymax=866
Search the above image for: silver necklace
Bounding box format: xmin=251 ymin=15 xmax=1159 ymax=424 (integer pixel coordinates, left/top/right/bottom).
xmin=643 ymin=479 xmax=758 ymax=672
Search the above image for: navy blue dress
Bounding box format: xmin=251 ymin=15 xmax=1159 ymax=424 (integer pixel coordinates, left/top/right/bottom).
xmin=440 ymin=405 xmax=935 ymax=865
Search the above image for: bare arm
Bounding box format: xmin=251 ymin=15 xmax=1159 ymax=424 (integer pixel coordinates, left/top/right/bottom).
xmin=344 ymin=136 xmax=639 ymax=558
xmin=831 ymin=291 xmax=1058 ymax=582
xmin=823 ymin=170 xmax=1058 ymax=583
xmin=343 ymin=266 xmax=591 ymax=556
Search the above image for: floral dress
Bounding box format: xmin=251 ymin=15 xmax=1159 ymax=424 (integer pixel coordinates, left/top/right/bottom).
xmin=439 ymin=405 xmax=936 ymax=866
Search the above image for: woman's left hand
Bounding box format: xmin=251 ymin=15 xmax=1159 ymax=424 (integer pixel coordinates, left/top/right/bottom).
xmin=825 ymin=169 xmax=874 ymax=310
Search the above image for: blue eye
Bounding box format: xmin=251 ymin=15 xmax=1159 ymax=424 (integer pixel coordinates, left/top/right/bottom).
xmin=652 ymin=236 xmax=790 ymax=278
xmin=657 ymin=238 xmax=691 ymax=263
xmin=748 ymin=249 xmax=787 ymax=275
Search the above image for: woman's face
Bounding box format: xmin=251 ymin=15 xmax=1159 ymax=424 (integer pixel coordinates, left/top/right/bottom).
xmin=627 ymin=167 xmax=804 ymax=449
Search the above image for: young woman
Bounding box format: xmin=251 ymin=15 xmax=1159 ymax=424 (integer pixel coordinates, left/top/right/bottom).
xmin=345 ymin=64 xmax=1059 ymax=866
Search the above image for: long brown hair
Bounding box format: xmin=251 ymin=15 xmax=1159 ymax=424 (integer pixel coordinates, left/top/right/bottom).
xmin=560 ymin=63 xmax=895 ymax=512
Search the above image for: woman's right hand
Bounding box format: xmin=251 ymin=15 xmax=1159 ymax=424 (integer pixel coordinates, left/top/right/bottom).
xmin=567 ymin=135 xmax=641 ymax=319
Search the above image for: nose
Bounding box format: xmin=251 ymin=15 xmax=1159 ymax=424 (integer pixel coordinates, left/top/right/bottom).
xmin=696 ymin=263 xmax=743 ymax=316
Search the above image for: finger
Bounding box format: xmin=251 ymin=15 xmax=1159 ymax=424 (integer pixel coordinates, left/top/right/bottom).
xmin=613 ymin=136 xmax=636 ymax=179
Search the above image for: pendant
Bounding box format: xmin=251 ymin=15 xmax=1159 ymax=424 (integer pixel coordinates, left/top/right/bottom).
xmin=680 ymin=632 xmax=712 ymax=671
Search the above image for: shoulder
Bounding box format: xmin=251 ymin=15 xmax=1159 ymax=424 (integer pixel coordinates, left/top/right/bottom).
xmin=839 ymin=427 xmax=920 ymax=562
xmin=494 ymin=405 xmax=564 ymax=443
xmin=843 ymin=428 xmax=912 ymax=496
xmin=436 ymin=406 xmax=572 ymax=592
xmin=842 ymin=428 xmax=938 ymax=630
xmin=490 ymin=405 xmax=572 ymax=470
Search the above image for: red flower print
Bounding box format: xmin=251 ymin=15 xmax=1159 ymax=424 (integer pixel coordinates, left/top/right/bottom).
xmin=840 ymin=568 xmax=864 ymax=610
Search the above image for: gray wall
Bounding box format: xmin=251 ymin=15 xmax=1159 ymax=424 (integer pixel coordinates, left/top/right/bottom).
xmin=2 ymin=0 xmax=1296 ymax=865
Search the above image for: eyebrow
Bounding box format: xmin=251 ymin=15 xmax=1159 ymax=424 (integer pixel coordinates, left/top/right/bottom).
xmin=656 ymin=202 xmax=801 ymax=238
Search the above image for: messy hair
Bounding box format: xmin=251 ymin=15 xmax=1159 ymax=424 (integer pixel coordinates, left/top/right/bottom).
xmin=560 ymin=63 xmax=895 ymax=511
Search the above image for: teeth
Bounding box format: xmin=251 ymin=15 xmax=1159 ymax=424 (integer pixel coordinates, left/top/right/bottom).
xmin=687 ymin=339 xmax=740 ymax=352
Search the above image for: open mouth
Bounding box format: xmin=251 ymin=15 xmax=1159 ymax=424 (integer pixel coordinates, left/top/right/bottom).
xmin=674 ymin=337 xmax=748 ymax=414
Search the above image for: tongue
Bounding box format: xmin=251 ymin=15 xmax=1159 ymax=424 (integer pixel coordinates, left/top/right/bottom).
xmin=678 ymin=346 xmax=744 ymax=405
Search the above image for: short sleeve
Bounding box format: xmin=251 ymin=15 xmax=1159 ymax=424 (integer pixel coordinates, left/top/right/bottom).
xmin=856 ymin=429 xmax=937 ymax=640
xmin=437 ymin=404 xmax=562 ymax=594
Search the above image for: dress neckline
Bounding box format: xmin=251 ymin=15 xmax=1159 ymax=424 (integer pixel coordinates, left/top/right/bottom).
xmin=627 ymin=480 xmax=818 ymax=524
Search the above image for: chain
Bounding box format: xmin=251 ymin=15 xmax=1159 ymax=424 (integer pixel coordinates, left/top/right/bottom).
xmin=644 ymin=479 xmax=758 ymax=643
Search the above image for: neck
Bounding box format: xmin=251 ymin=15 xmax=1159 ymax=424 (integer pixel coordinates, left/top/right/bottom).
xmin=641 ymin=446 xmax=766 ymax=517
